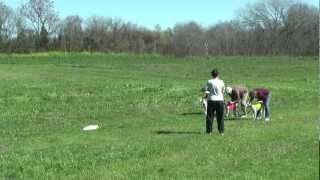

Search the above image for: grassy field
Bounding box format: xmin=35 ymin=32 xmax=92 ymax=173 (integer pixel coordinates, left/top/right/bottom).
xmin=0 ymin=53 xmax=318 ymax=179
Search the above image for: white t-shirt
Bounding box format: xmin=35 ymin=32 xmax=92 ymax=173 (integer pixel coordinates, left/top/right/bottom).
xmin=204 ymin=78 xmax=225 ymax=101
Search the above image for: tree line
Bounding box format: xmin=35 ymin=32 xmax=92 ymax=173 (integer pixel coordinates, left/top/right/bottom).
xmin=0 ymin=0 xmax=318 ymax=56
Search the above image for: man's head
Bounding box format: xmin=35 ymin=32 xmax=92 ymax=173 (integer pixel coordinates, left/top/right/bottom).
xmin=226 ymin=86 xmax=232 ymax=94
xmin=211 ymin=69 xmax=219 ymax=78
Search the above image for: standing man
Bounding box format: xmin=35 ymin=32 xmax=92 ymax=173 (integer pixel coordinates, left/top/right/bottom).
xmin=226 ymin=85 xmax=249 ymax=117
xmin=249 ymin=88 xmax=271 ymax=121
xmin=203 ymin=69 xmax=225 ymax=135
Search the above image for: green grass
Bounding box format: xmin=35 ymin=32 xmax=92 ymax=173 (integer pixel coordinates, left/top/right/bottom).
xmin=0 ymin=53 xmax=318 ymax=179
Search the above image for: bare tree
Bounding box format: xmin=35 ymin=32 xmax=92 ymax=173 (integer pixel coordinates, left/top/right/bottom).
xmin=206 ymin=21 xmax=241 ymax=55
xmin=21 ymin=0 xmax=58 ymax=50
xmin=240 ymin=0 xmax=293 ymax=30
xmin=84 ymin=16 xmax=113 ymax=52
xmin=0 ymin=1 xmax=14 ymax=50
xmin=239 ymin=0 xmax=294 ymax=54
xmin=0 ymin=0 xmax=318 ymax=56
xmin=283 ymin=3 xmax=319 ymax=55
xmin=60 ymin=15 xmax=83 ymax=51
xmin=173 ymin=22 xmax=205 ymax=56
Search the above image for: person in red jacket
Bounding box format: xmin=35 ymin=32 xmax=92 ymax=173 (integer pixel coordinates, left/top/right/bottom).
xmin=249 ymin=88 xmax=271 ymax=121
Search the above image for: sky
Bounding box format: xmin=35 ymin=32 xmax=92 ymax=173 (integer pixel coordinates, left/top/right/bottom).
xmin=3 ymin=0 xmax=319 ymax=29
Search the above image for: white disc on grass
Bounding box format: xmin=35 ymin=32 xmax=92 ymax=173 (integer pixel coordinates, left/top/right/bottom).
xmin=83 ymin=125 xmax=99 ymax=131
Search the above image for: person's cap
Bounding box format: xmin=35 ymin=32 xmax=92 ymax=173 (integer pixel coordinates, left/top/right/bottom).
xmin=226 ymin=87 xmax=232 ymax=94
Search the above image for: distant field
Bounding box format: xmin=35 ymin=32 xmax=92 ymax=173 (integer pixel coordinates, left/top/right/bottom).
xmin=0 ymin=53 xmax=318 ymax=179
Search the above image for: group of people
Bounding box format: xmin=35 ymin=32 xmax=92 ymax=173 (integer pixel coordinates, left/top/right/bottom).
xmin=201 ymin=69 xmax=271 ymax=135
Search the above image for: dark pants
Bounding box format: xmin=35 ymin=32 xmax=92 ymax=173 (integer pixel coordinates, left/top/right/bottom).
xmin=206 ymin=101 xmax=224 ymax=134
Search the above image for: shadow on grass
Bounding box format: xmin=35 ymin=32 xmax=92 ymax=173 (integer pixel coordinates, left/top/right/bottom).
xmin=224 ymin=116 xmax=253 ymax=121
xmin=225 ymin=117 xmax=241 ymax=120
xmin=180 ymin=112 xmax=203 ymax=116
xmin=155 ymin=130 xmax=201 ymax=135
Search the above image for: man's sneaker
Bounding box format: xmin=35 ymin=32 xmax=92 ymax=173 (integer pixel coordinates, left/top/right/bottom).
xmin=220 ymin=133 xmax=224 ymax=136
xmin=265 ymin=118 xmax=270 ymax=122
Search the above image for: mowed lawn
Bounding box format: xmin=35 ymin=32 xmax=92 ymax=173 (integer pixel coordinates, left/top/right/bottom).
xmin=0 ymin=53 xmax=318 ymax=179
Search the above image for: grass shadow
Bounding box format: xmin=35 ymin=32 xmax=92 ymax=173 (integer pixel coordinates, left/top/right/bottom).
xmin=225 ymin=117 xmax=241 ymax=120
xmin=224 ymin=116 xmax=253 ymax=121
xmin=155 ymin=130 xmax=201 ymax=135
xmin=180 ymin=112 xmax=203 ymax=116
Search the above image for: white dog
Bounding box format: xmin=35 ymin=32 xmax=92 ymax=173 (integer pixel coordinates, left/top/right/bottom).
xmin=199 ymin=89 xmax=209 ymax=115
xmin=200 ymin=97 xmax=208 ymax=115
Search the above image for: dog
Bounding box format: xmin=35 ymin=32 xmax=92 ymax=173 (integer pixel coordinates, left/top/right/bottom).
xmin=225 ymin=101 xmax=238 ymax=118
xmin=250 ymin=101 xmax=264 ymax=120
xmin=200 ymin=97 xmax=208 ymax=115
xmin=199 ymin=88 xmax=209 ymax=116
